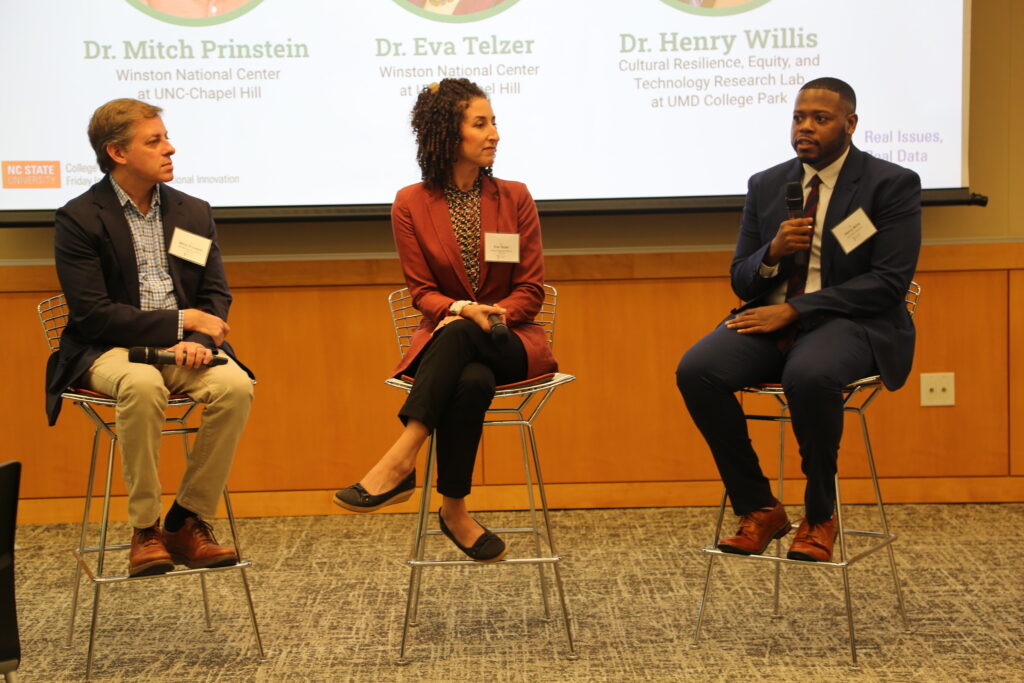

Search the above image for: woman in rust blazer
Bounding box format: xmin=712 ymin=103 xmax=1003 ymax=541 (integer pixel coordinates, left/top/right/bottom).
xmin=334 ymin=79 xmax=556 ymax=562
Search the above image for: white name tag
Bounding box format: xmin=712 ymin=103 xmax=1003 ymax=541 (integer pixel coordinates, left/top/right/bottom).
xmin=831 ymin=207 xmax=878 ymax=254
xmin=484 ymin=232 xmax=519 ymax=263
xmin=168 ymin=227 xmax=212 ymax=266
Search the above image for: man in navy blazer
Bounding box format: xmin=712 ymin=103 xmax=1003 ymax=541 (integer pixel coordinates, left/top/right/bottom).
xmin=676 ymin=78 xmax=921 ymax=562
xmin=47 ymin=99 xmax=254 ymax=577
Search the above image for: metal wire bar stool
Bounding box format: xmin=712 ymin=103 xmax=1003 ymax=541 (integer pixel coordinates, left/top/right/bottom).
xmin=38 ymin=295 xmax=264 ymax=680
xmin=692 ymin=281 xmax=920 ymax=668
xmin=384 ymin=284 xmax=578 ymax=664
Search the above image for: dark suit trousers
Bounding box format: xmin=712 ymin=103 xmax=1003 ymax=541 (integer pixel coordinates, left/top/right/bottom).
xmin=676 ymin=316 xmax=876 ymax=524
xmin=399 ymin=319 xmax=527 ymax=498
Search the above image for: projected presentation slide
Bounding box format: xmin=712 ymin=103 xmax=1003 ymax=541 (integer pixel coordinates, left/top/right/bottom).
xmin=0 ymin=0 xmax=965 ymax=213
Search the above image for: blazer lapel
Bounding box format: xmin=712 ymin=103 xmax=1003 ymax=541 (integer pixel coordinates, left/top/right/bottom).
xmin=94 ymin=178 xmax=141 ymax=306
xmin=159 ymin=185 xmax=188 ymax=303
xmin=426 ymin=188 xmax=475 ymax=298
xmin=820 ymin=147 xmax=864 ymax=285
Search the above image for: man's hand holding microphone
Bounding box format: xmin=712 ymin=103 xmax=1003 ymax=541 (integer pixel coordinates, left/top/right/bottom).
xmin=129 ymin=308 xmax=231 ymax=369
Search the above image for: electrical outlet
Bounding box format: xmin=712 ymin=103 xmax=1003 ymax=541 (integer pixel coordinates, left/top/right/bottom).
xmin=920 ymin=372 xmax=955 ymax=407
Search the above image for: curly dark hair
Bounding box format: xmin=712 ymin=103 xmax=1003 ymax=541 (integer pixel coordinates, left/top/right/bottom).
xmin=410 ymin=78 xmax=492 ymax=191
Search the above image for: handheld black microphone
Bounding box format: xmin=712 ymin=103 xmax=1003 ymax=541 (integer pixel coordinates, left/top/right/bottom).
xmin=128 ymin=346 xmax=227 ymax=366
xmin=785 ymin=181 xmax=809 ymax=266
xmin=487 ymin=313 xmax=510 ymax=345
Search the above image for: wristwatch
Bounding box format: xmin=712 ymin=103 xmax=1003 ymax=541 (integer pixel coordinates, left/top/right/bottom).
xmin=449 ymin=300 xmax=476 ymax=316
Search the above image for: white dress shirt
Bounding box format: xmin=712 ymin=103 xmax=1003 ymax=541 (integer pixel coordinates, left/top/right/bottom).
xmin=761 ymin=146 xmax=851 ymax=304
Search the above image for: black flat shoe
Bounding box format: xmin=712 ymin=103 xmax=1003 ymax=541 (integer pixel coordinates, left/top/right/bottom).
xmin=438 ymin=509 xmax=508 ymax=563
xmin=333 ymin=470 xmax=416 ymax=512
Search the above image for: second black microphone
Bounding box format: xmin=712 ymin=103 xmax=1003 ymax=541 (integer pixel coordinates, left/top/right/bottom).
xmin=487 ymin=313 xmax=510 ymax=345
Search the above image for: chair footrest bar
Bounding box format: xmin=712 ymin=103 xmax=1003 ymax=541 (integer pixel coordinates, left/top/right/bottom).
xmin=423 ymin=527 xmax=546 ymax=536
xmin=745 ymin=414 xmax=791 ymax=422
xmin=407 ymin=556 xmax=562 ymax=567
xmin=700 ymin=547 xmax=851 ymax=568
xmin=71 ymin=550 xmax=253 ymax=583
xmin=700 ymin=531 xmax=896 ymax=569
xmin=76 ymin=543 xmax=131 ymax=553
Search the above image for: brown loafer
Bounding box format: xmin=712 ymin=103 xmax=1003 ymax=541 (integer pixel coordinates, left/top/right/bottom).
xmin=787 ymin=514 xmax=838 ymax=562
xmin=718 ymin=500 xmax=791 ymax=555
xmin=129 ymin=523 xmax=174 ymax=577
xmin=163 ymin=517 xmax=238 ymax=569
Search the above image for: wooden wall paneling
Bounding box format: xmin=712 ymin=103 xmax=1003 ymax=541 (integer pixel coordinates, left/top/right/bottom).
xmin=545 ymin=250 xmax=733 ymax=282
xmin=0 ymin=266 xmax=59 ymax=293
xmin=2 ymin=289 xmax=117 ymax=500
xmin=1009 ymin=270 xmax=1024 ymax=476
xmin=223 ymin=258 xmax=403 ymax=289
xmin=915 ymin=244 xmax=1024 ymax=272
xmin=747 ymin=270 xmax=1009 ymax=481
xmin=891 ymin=270 xmax=1008 ymax=476
xmin=5 ymin=247 xmax=1024 ymax=521
xmin=481 ymin=277 xmax=736 ymax=489
xmin=222 ymin=283 xmax=458 ymax=494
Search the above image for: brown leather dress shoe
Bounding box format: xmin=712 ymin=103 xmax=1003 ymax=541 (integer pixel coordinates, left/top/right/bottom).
xmin=129 ymin=523 xmax=174 ymax=577
xmin=718 ymin=500 xmax=791 ymax=555
xmin=163 ymin=517 xmax=238 ymax=569
xmin=787 ymin=514 xmax=838 ymax=562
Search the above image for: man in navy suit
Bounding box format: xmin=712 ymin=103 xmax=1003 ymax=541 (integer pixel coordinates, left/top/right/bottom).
xmin=47 ymin=99 xmax=254 ymax=577
xmin=676 ymin=77 xmax=921 ymax=562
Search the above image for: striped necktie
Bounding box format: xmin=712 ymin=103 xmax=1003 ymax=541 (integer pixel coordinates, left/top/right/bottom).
xmin=775 ymin=174 xmax=822 ymax=354
xmin=784 ymin=174 xmax=822 ymax=301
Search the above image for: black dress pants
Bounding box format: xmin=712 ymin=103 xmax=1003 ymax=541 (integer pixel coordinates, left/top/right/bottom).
xmin=675 ymin=316 xmax=876 ymax=524
xmin=399 ymin=319 xmax=528 ymax=498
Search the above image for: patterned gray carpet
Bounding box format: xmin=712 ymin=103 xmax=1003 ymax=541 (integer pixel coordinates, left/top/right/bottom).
xmin=10 ymin=504 xmax=1024 ymax=681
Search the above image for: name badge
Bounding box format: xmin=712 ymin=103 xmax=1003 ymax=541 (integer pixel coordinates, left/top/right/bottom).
xmin=484 ymin=232 xmax=519 ymax=263
xmin=168 ymin=227 xmax=212 ymax=266
xmin=831 ymin=207 xmax=878 ymax=254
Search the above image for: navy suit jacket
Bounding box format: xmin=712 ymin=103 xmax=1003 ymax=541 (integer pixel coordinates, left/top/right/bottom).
xmin=729 ymin=145 xmax=921 ymax=390
xmin=45 ymin=176 xmax=250 ymax=425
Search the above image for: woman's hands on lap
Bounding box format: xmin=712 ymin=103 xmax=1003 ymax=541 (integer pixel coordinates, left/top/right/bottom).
xmin=460 ymin=303 xmax=506 ymax=332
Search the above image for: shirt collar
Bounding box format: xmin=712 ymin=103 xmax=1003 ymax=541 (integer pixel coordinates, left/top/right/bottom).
xmin=802 ymin=145 xmax=850 ymax=190
xmin=109 ymin=176 xmax=161 ymax=214
xmin=444 ymin=176 xmax=483 ymax=196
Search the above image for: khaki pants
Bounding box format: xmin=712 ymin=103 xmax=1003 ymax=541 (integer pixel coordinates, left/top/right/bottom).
xmin=83 ymin=347 xmax=253 ymax=529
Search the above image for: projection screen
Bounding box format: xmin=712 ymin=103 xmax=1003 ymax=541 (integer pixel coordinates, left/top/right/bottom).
xmin=0 ymin=0 xmax=970 ymax=224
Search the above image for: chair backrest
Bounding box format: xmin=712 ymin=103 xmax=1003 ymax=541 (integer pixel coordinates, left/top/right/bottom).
xmin=906 ymin=280 xmax=921 ymax=319
xmin=388 ymin=284 xmax=559 ymax=358
xmin=38 ymin=294 xmax=69 ymax=355
xmin=0 ymin=461 xmax=21 ymax=673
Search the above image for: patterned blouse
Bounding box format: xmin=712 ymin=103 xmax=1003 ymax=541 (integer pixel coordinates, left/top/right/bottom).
xmin=444 ymin=178 xmax=483 ymax=293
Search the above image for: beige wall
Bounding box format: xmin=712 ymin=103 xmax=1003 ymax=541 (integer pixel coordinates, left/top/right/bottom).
xmin=1 ymin=1 xmax=1020 ymax=263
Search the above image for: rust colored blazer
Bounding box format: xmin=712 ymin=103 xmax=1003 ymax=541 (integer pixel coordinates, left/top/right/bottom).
xmin=390 ymin=176 xmax=557 ymax=381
